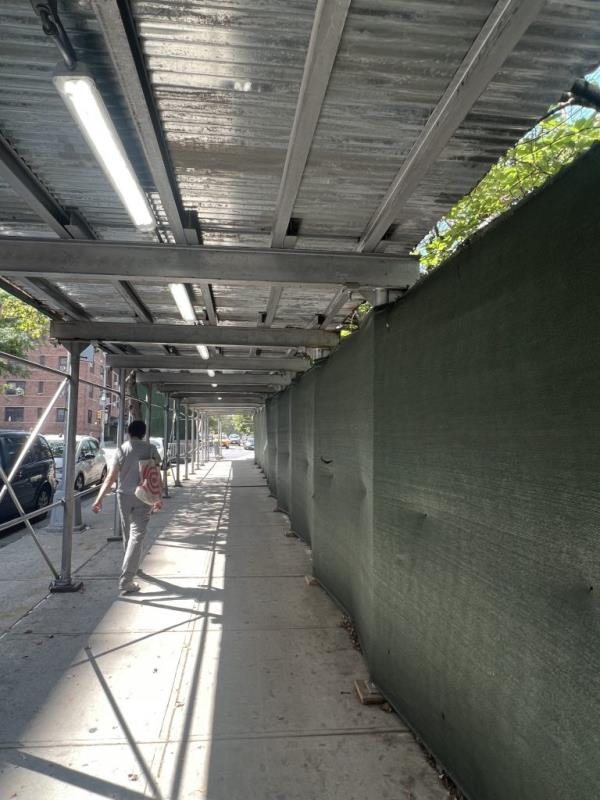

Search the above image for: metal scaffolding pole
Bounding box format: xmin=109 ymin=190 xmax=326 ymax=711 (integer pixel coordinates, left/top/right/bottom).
xmin=51 ymin=341 xmax=86 ymax=592
xmin=163 ymin=394 xmax=170 ymax=498
xmin=184 ymin=404 xmax=189 ymax=480
xmin=189 ymin=408 xmax=196 ymax=474
xmin=109 ymin=368 xmax=126 ymax=543
xmin=217 ymin=416 xmax=222 ymax=460
xmin=204 ymin=412 xmax=210 ymax=464
xmin=196 ymin=412 xmax=206 ymax=469
xmin=144 ymin=384 xmax=151 ymax=441
xmin=175 ymin=398 xmax=182 ymax=487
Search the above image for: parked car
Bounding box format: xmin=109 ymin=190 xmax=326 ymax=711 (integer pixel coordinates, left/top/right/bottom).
xmin=45 ymin=435 xmax=107 ymax=492
xmin=244 ymin=437 xmax=255 ymax=450
xmin=0 ymin=431 xmax=57 ymax=524
xmin=229 ymin=433 xmax=241 ymax=446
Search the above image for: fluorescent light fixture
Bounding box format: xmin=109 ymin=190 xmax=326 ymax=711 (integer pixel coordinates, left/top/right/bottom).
xmin=211 ymin=383 xmax=218 ymax=387
xmin=53 ymin=68 xmax=154 ymax=232
xmin=207 ymin=369 xmax=215 ymax=378
xmin=218 ymin=396 xmax=222 ymax=400
xmin=169 ymin=283 xmax=196 ymax=323
xmin=197 ymin=345 xmax=210 ymax=360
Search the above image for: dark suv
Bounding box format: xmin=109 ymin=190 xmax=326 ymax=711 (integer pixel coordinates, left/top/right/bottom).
xmin=0 ymin=431 xmax=57 ymax=525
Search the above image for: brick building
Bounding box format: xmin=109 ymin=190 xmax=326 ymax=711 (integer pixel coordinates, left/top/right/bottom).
xmin=0 ymin=341 xmax=108 ymax=437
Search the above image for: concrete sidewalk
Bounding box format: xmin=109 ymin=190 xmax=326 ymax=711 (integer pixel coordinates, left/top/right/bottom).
xmin=0 ymin=452 xmax=446 ymax=799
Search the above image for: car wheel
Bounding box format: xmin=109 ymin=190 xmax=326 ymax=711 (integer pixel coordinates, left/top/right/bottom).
xmin=74 ymin=473 xmax=85 ymax=493
xmin=98 ymin=466 xmax=107 ymax=485
xmin=33 ymin=485 xmax=52 ymax=520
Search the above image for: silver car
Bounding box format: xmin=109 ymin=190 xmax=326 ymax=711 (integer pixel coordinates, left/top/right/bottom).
xmin=46 ymin=435 xmax=107 ymax=492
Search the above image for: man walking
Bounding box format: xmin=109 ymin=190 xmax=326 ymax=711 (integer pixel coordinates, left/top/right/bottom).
xmin=92 ymin=420 xmax=161 ymax=594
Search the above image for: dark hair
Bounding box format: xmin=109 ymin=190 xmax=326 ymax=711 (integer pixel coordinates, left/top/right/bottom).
xmin=128 ymin=420 xmax=146 ymax=439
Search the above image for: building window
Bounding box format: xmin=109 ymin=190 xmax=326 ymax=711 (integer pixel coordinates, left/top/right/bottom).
xmin=56 ymin=408 xmax=66 ymax=423
xmin=37 ymin=380 xmax=44 ymax=394
xmin=39 ymin=355 xmax=46 ymax=366
xmin=4 ymin=381 xmax=26 ymax=396
xmin=37 ymin=407 xmax=43 ymax=419
xmin=88 ymin=385 xmax=94 ymax=399
xmin=87 ymin=409 xmax=93 ymax=424
xmin=4 ymin=407 xmax=24 ymax=422
xmin=58 ymin=356 xmax=68 ymax=371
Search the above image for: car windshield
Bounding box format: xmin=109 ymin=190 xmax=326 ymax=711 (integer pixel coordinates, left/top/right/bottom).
xmin=48 ymin=441 xmax=64 ymax=457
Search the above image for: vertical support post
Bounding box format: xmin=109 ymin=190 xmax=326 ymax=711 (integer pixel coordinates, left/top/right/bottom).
xmin=175 ymin=398 xmax=182 ymax=486
xmin=204 ymin=413 xmax=209 ymax=464
xmin=50 ymin=341 xmax=86 ymax=592
xmin=100 ymin=360 xmax=107 ymax=450
xmin=144 ymin=384 xmax=151 ymax=441
xmin=184 ymin=404 xmax=189 ymax=480
xmin=217 ymin=417 xmax=222 ymax=459
xmin=201 ymin=412 xmax=206 ymax=465
xmin=197 ymin=413 xmax=201 ymax=466
xmin=190 ymin=408 xmax=196 ymax=474
xmin=109 ymin=368 xmax=126 ymax=542
xmin=163 ymin=394 xmax=170 ymax=498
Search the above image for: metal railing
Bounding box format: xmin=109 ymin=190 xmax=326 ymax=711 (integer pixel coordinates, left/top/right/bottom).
xmin=0 ymin=345 xmax=212 ymax=591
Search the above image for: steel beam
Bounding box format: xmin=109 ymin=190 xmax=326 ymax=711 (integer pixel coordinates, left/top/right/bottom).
xmin=0 ymin=239 xmax=417 ymax=289
xmin=51 ymin=321 xmax=338 ymax=349
xmin=161 ymin=386 xmax=276 ymax=396
xmin=264 ymin=287 xmax=283 ymax=327
xmin=15 ymin=277 xmax=90 ymax=322
xmin=91 ymin=0 xmax=187 ymax=244
xmin=182 ymin=401 xmax=263 ymax=408
xmin=169 ymin=392 xmax=269 ymax=400
xmin=107 ymin=354 xmax=310 ymax=372
xmin=270 ymin=0 xmax=351 ymax=247
xmin=0 ymin=130 xmax=151 ymax=328
xmin=197 ymin=282 xmax=218 ymax=324
xmin=0 ymin=278 xmax=57 ymax=318
xmin=357 ymin=0 xmax=544 ymax=252
xmin=320 ymin=288 xmax=351 ymax=328
xmin=114 ymin=280 xmax=154 ymax=322
xmin=0 ymin=131 xmax=71 ymax=238
xmin=137 ymin=372 xmax=291 ymax=386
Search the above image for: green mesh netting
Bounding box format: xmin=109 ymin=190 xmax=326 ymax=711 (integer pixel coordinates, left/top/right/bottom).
xmin=261 ymin=146 xmax=600 ymax=800
xmin=289 ymin=368 xmax=317 ymax=543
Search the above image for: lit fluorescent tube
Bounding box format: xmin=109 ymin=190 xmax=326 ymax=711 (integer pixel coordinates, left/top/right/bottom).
xmin=169 ymin=283 xmax=196 ymax=322
xmin=53 ymin=68 xmax=155 ymax=231
xmin=197 ymin=345 xmax=210 ymax=360
xmin=211 ymin=383 xmax=218 ymax=387
xmin=207 ymin=369 xmax=216 ymax=378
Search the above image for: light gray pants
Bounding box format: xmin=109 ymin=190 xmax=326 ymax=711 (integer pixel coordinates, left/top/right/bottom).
xmin=117 ymin=493 xmax=152 ymax=587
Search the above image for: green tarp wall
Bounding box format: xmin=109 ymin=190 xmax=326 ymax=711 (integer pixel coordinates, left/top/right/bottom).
xmin=289 ymin=369 xmax=316 ymax=543
xmin=259 ymin=146 xmax=600 ymax=800
xmin=276 ymin=390 xmax=291 ymax=513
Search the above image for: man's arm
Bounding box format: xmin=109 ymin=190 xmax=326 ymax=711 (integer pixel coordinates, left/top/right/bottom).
xmin=92 ymin=462 xmax=119 ymax=513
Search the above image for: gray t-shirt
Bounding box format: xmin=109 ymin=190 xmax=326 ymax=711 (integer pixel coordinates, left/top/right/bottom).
xmin=115 ymin=439 xmax=161 ymax=495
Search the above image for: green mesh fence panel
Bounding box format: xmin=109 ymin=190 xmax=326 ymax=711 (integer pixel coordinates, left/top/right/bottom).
xmin=254 ymin=407 xmax=266 ymax=471
xmin=367 ymin=147 xmax=600 ymax=800
xmin=289 ymin=369 xmax=317 ymax=543
xmin=269 ymin=147 xmax=600 ymax=800
xmin=275 ymin=389 xmax=291 ymax=512
xmin=265 ymin=395 xmax=279 ymax=495
xmin=311 ymin=314 xmax=374 ymax=642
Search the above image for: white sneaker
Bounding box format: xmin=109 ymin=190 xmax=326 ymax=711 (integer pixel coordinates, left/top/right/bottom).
xmin=119 ymin=582 xmax=141 ymax=595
